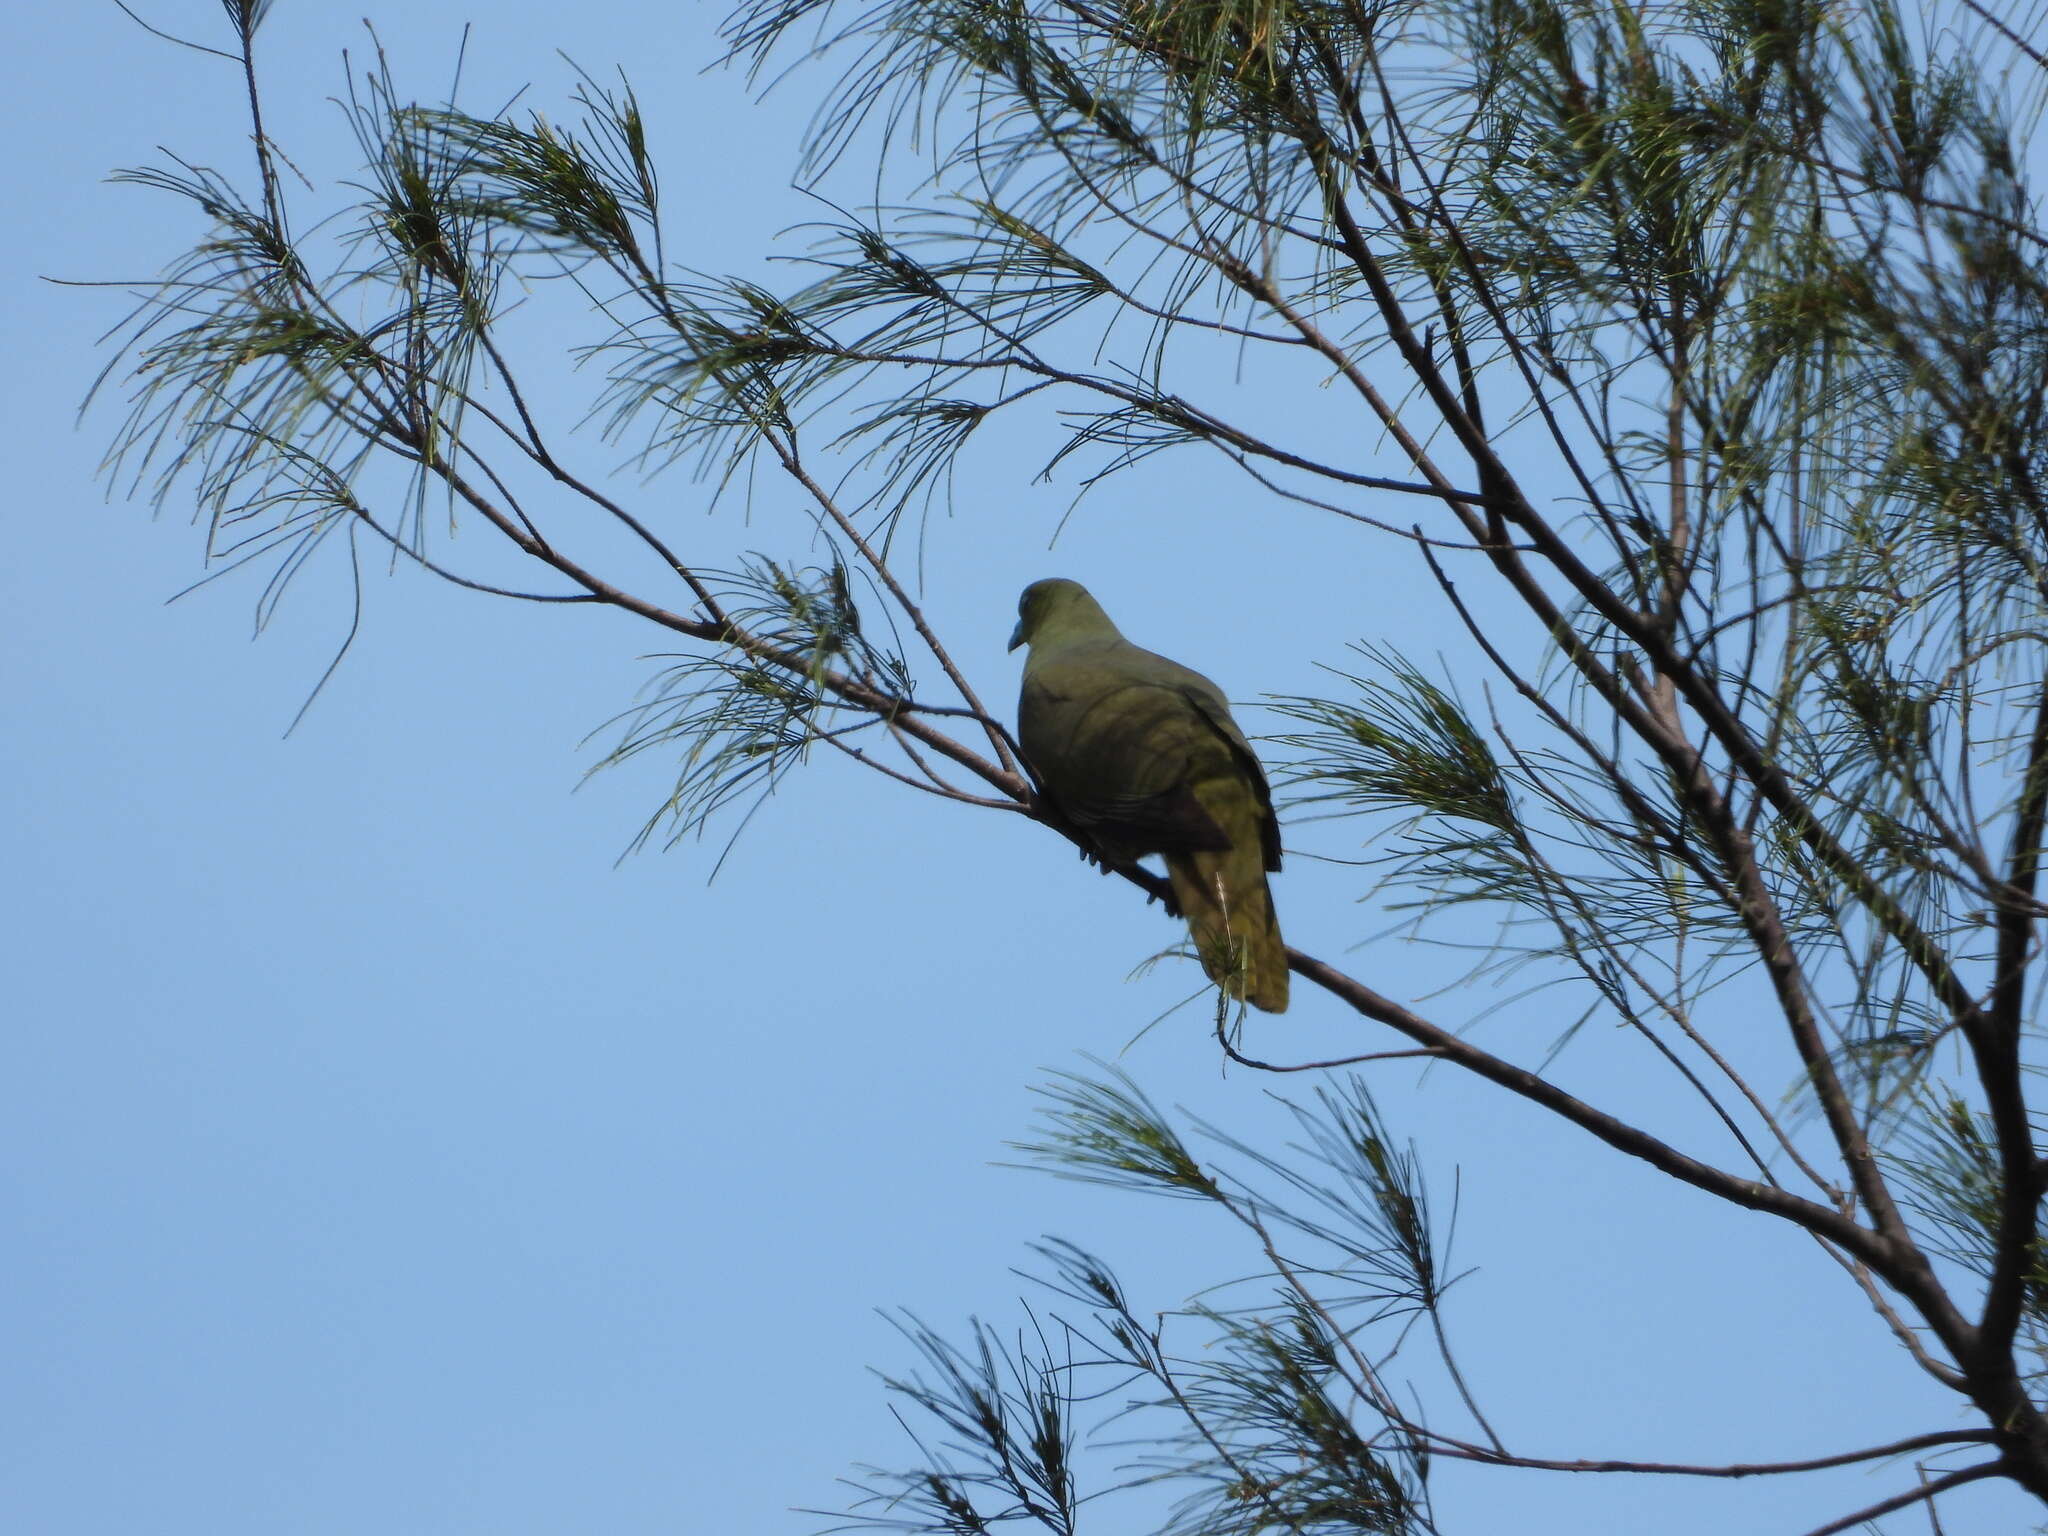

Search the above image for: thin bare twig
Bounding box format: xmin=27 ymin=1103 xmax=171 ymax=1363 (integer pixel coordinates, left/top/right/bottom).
xmin=1430 ymin=1427 xmax=1992 ymax=1479
xmin=1795 ymin=1460 xmax=2005 ymax=1536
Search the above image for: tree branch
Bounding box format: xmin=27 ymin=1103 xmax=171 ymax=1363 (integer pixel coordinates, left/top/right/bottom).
xmin=1428 ymin=1427 xmax=1993 ymax=1479
xmin=1795 ymin=1460 xmax=2006 ymax=1536
xmin=1281 ymin=948 xmax=1911 ymax=1280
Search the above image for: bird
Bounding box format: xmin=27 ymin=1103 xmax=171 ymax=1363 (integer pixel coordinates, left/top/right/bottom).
xmin=1009 ymin=578 xmax=1287 ymax=1012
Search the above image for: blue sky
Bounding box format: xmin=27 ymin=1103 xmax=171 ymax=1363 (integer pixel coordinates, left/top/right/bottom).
xmin=3 ymin=3 xmax=2037 ymax=1533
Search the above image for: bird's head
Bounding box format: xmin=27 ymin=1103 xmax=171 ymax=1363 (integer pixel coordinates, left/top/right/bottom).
xmin=1009 ymin=578 xmax=1119 ymax=652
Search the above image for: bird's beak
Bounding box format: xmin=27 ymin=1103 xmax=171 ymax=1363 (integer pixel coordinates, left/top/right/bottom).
xmin=1007 ymin=619 xmax=1026 ymax=653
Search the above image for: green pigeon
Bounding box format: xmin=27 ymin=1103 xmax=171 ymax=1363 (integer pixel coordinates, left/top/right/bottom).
xmin=1009 ymin=578 xmax=1288 ymax=1012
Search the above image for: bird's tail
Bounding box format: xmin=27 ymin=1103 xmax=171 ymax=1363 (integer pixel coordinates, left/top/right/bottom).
xmin=1166 ymin=846 xmax=1288 ymax=1013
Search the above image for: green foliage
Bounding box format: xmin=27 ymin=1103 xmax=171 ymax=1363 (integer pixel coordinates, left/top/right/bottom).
xmin=1270 ymin=650 xmax=1531 ymax=917
xmin=825 ymin=1074 xmax=1443 ymax=1536
xmin=596 ymin=557 xmax=913 ymax=857
xmin=1892 ymin=1096 xmax=2048 ymax=1353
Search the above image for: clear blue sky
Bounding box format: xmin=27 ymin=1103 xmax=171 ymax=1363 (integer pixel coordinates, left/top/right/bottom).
xmin=2 ymin=3 xmax=2034 ymax=1532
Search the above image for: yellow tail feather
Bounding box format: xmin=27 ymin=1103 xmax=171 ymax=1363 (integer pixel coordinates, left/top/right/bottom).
xmin=1166 ymin=846 xmax=1288 ymax=1013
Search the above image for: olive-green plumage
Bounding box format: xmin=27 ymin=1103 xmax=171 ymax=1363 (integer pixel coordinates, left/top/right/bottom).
xmin=1009 ymin=579 xmax=1287 ymax=1013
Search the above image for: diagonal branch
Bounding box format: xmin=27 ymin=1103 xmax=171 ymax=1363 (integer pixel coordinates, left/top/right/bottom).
xmin=1794 ymin=1460 xmax=2006 ymax=1536
xmin=1281 ymin=946 xmax=1919 ymax=1293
